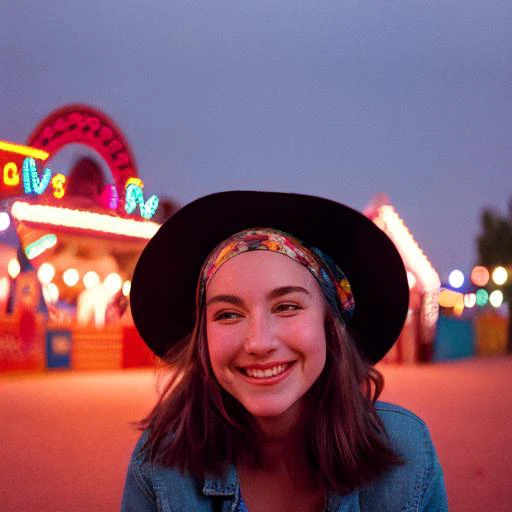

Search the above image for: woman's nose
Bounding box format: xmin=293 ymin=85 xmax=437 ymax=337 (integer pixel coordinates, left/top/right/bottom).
xmin=243 ymin=315 xmax=277 ymax=355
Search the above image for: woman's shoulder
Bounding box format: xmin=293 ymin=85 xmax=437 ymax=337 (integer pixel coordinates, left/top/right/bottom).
xmin=122 ymin=430 xmax=229 ymax=511
xmin=357 ymin=401 xmax=448 ymax=511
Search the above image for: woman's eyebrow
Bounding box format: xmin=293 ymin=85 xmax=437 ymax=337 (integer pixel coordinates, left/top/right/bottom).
xmin=206 ymin=294 xmax=245 ymax=307
xmin=267 ymin=286 xmax=310 ymax=300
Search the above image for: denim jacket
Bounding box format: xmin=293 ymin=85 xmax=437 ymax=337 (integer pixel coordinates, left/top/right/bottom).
xmin=121 ymin=402 xmax=448 ymax=511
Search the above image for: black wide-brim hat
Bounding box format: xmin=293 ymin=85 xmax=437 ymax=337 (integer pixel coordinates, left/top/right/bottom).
xmin=130 ymin=191 xmax=409 ymax=364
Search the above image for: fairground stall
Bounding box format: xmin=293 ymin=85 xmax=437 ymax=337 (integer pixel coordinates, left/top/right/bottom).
xmin=0 ymin=105 xmax=168 ymax=372
xmin=365 ymin=195 xmax=441 ymax=363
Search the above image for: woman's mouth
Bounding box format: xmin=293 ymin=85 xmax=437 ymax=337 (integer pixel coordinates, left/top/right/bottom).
xmin=239 ymin=362 xmax=295 ymax=380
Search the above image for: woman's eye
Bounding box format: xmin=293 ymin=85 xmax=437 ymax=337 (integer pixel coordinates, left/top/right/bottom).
xmin=213 ymin=311 xmax=241 ymax=321
xmin=274 ymin=303 xmax=301 ymax=314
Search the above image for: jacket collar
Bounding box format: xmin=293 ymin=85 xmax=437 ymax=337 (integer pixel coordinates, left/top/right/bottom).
xmin=202 ymin=466 xmax=361 ymax=511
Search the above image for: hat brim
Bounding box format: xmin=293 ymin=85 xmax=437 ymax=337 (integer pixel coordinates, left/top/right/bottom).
xmin=130 ymin=191 xmax=409 ymax=363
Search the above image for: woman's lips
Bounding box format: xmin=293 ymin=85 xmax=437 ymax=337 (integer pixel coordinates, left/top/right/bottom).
xmin=236 ymin=361 xmax=296 ymax=384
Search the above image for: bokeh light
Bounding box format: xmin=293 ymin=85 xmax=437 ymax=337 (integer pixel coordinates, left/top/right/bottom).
xmin=470 ymin=266 xmax=490 ymax=287
xmin=0 ymin=276 xmax=9 ymax=300
xmin=37 ymin=263 xmax=55 ymax=285
xmin=492 ymin=266 xmax=508 ymax=286
xmin=7 ymin=258 xmax=20 ymax=279
xmin=122 ymin=280 xmax=131 ymax=297
xmin=0 ymin=212 xmax=10 ymax=231
xmin=83 ymin=271 xmax=100 ymax=289
xmin=489 ymin=290 xmax=504 ymax=308
xmin=448 ymin=269 xmax=465 ymax=289
xmin=464 ymin=293 xmax=476 ymax=308
xmin=476 ymin=288 xmax=489 ymax=307
xmin=63 ymin=268 xmax=79 ymax=287
xmin=104 ymin=272 xmax=122 ymax=294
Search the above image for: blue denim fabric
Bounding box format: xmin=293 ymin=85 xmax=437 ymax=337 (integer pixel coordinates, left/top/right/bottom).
xmin=121 ymin=402 xmax=448 ymax=511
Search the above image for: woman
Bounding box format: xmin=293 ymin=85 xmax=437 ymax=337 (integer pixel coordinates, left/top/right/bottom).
xmin=122 ymin=191 xmax=447 ymax=511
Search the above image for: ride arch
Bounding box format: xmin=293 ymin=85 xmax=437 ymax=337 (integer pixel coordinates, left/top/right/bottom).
xmin=27 ymin=104 xmax=139 ymax=209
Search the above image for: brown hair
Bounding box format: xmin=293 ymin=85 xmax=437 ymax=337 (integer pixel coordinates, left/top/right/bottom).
xmin=138 ymin=297 xmax=402 ymax=495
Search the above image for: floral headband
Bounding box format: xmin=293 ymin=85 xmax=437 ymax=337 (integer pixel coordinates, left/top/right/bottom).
xmin=198 ymin=228 xmax=355 ymax=323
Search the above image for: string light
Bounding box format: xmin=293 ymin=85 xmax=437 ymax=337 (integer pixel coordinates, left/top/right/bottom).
xmin=11 ymin=201 xmax=160 ymax=239
xmin=376 ymin=205 xmax=440 ymax=291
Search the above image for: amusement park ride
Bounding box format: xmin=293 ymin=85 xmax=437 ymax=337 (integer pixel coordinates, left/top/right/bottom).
xmin=0 ymin=105 xmax=163 ymax=371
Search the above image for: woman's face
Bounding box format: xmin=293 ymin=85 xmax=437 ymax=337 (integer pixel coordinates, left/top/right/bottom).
xmin=205 ymin=250 xmax=327 ymax=423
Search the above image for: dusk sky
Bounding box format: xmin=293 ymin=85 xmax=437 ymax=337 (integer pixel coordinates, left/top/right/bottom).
xmin=2 ymin=1 xmax=511 ymax=280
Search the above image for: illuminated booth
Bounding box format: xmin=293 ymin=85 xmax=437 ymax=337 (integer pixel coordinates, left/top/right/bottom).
xmin=0 ymin=105 xmax=163 ymax=371
xmin=365 ymin=195 xmax=441 ymax=363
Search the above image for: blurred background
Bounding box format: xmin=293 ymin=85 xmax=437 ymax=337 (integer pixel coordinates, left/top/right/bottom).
xmin=1 ymin=1 xmax=511 ymax=510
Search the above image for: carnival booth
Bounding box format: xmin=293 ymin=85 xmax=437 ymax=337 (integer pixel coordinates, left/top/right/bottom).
xmin=0 ymin=105 xmax=167 ymax=371
xmin=365 ymin=195 xmax=441 ymax=363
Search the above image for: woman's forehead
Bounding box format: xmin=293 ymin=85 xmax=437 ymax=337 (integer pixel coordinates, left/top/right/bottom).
xmin=206 ymin=250 xmax=319 ymax=293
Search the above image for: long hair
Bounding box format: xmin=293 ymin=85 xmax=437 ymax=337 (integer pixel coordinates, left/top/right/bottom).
xmin=138 ymin=302 xmax=402 ymax=495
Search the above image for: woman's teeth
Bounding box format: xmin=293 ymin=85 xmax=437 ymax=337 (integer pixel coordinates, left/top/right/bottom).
xmin=244 ymin=364 xmax=289 ymax=379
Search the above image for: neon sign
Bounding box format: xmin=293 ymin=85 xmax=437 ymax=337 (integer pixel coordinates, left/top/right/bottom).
xmin=0 ymin=139 xmax=159 ymax=220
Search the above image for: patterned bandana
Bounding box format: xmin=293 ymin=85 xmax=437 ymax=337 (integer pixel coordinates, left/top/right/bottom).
xmin=198 ymin=228 xmax=355 ymax=323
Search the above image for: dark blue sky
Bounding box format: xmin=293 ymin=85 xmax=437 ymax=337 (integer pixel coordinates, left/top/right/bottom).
xmin=2 ymin=1 xmax=511 ymax=279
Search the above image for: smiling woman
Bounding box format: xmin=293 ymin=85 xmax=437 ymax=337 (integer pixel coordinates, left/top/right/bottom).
xmin=121 ymin=191 xmax=448 ymax=512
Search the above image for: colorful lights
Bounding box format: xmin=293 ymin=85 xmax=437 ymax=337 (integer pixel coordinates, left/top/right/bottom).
xmin=476 ymin=289 xmax=489 ymax=307
xmin=51 ymin=173 xmax=66 ymax=199
xmin=375 ymin=205 xmax=440 ymax=292
xmin=83 ymin=271 xmax=100 ymax=289
xmin=25 ymin=234 xmax=57 ymax=260
xmin=11 ymin=201 xmax=160 ymax=239
xmin=3 ymin=162 xmax=20 ymax=186
xmin=37 ymin=263 xmax=56 ymax=285
xmin=464 ymin=293 xmax=476 ymax=308
xmin=100 ymin=184 xmax=119 ymax=210
xmin=470 ymin=266 xmax=490 ymax=287
xmin=492 ymin=266 xmax=508 ymax=286
xmin=7 ymin=258 xmax=20 ymax=279
xmin=0 ymin=140 xmax=49 ymax=161
xmin=62 ymin=268 xmax=79 ymax=287
xmin=125 ymin=184 xmax=159 ymax=220
xmin=489 ymin=290 xmax=504 ymax=308
xmin=448 ymin=270 xmax=464 ymax=289
xmin=22 ymin=157 xmax=52 ymax=195
xmin=438 ymin=289 xmax=461 ymax=308
xmin=0 ymin=211 xmax=10 ymax=231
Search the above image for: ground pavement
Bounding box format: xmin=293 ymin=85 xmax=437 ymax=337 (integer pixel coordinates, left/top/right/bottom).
xmin=1 ymin=356 xmax=511 ymax=511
